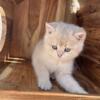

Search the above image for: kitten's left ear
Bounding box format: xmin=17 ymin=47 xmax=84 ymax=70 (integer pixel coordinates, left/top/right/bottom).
xmin=45 ymin=22 xmax=55 ymax=34
xmin=74 ymin=30 xmax=86 ymax=41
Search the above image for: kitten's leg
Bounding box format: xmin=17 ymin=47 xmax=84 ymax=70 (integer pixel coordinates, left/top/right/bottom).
xmin=55 ymin=73 xmax=88 ymax=94
xmin=33 ymin=64 xmax=52 ymax=90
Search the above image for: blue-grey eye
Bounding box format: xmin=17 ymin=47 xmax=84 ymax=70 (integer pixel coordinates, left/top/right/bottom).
xmin=64 ymin=48 xmax=71 ymax=52
xmin=52 ymin=45 xmax=57 ymax=50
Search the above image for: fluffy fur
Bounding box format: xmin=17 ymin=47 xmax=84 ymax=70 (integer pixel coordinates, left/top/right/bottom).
xmin=32 ymin=22 xmax=87 ymax=94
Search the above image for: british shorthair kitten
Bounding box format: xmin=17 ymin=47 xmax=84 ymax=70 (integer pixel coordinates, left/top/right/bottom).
xmin=32 ymin=22 xmax=87 ymax=94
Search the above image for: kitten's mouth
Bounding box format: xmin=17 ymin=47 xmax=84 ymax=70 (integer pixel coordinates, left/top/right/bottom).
xmin=57 ymin=51 xmax=64 ymax=58
xmin=57 ymin=54 xmax=63 ymax=58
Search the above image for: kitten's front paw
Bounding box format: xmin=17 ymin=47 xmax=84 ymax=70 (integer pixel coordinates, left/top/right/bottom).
xmin=79 ymin=90 xmax=88 ymax=94
xmin=38 ymin=80 xmax=52 ymax=91
xmin=73 ymin=89 xmax=88 ymax=94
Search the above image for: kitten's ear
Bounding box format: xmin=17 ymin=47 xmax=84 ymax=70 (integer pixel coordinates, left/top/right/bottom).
xmin=45 ymin=22 xmax=54 ymax=34
xmin=74 ymin=30 xmax=86 ymax=41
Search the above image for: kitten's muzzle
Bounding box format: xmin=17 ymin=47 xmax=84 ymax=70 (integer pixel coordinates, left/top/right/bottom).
xmin=57 ymin=51 xmax=64 ymax=57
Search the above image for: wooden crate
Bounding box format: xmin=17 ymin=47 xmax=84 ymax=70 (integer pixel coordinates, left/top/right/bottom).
xmin=0 ymin=0 xmax=100 ymax=99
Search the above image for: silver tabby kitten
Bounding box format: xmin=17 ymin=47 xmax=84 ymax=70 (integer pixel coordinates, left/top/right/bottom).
xmin=32 ymin=22 xmax=87 ymax=94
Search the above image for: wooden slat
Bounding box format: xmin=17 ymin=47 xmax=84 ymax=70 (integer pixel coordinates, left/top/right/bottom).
xmin=0 ymin=62 xmax=99 ymax=94
xmin=0 ymin=90 xmax=100 ymax=100
xmin=10 ymin=0 xmax=29 ymax=58
xmin=0 ymin=62 xmax=99 ymax=99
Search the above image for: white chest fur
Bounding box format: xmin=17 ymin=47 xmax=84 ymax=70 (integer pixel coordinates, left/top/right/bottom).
xmin=41 ymin=50 xmax=74 ymax=74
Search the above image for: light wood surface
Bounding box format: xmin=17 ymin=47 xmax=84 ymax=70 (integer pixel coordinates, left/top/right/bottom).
xmin=0 ymin=62 xmax=100 ymax=100
xmin=0 ymin=90 xmax=100 ymax=100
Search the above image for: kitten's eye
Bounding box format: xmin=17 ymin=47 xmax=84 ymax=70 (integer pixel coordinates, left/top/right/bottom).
xmin=52 ymin=45 xmax=57 ymax=50
xmin=64 ymin=48 xmax=71 ymax=52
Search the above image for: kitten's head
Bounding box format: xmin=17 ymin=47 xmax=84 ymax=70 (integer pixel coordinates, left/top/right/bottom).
xmin=44 ymin=22 xmax=86 ymax=62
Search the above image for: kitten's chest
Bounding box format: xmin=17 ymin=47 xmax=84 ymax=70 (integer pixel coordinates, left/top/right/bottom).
xmin=44 ymin=58 xmax=73 ymax=74
xmin=45 ymin=58 xmax=59 ymax=73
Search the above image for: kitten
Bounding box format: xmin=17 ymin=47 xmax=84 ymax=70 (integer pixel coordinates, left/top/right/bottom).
xmin=32 ymin=22 xmax=87 ymax=94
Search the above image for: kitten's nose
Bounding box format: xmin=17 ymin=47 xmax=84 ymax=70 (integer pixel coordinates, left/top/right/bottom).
xmin=57 ymin=51 xmax=64 ymax=57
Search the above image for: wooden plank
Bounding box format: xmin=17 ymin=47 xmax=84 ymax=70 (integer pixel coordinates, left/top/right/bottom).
xmin=0 ymin=62 xmax=61 ymax=92
xmin=0 ymin=62 xmax=99 ymax=94
xmin=0 ymin=90 xmax=100 ymax=100
xmin=0 ymin=62 xmax=99 ymax=99
xmin=10 ymin=0 xmax=29 ymax=58
xmin=73 ymin=68 xmax=100 ymax=94
xmin=76 ymin=0 xmax=100 ymax=89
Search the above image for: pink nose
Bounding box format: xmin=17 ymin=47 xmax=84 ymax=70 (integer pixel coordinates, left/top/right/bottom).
xmin=57 ymin=51 xmax=64 ymax=57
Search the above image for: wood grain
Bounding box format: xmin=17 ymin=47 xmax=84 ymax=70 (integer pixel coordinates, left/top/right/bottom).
xmin=10 ymin=0 xmax=67 ymax=58
xmin=0 ymin=62 xmax=100 ymax=99
xmin=0 ymin=62 xmax=99 ymax=94
xmin=0 ymin=90 xmax=100 ymax=100
xmin=76 ymin=0 xmax=100 ymax=89
xmin=56 ymin=0 xmax=66 ymax=21
xmin=0 ymin=62 xmax=61 ymax=92
xmin=10 ymin=0 xmax=29 ymax=58
xmin=0 ymin=0 xmax=14 ymax=61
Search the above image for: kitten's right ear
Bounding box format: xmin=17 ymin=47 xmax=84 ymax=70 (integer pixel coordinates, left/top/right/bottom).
xmin=45 ymin=22 xmax=54 ymax=34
